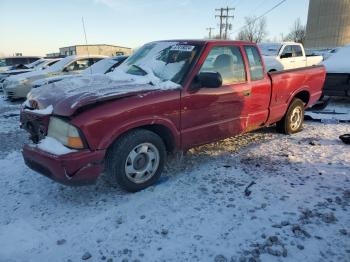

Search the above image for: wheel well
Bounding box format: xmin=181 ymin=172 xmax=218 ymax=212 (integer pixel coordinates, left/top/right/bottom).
xmin=112 ymin=124 xmax=176 ymax=153
xmin=294 ymin=91 xmax=310 ymax=105
xmin=142 ymin=125 xmax=175 ymax=153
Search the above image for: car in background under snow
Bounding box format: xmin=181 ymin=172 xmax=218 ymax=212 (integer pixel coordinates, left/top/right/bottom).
xmin=3 ymin=55 xmax=106 ymax=99
xmin=0 ymin=58 xmax=61 ymax=91
xmin=0 ymin=56 xmax=42 ymax=72
xmin=30 ymin=56 xmax=128 ymax=90
xmin=322 ymin=44 xmax=350 ymax=97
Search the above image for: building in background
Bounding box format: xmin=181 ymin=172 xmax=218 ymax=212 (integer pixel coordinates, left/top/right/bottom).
xmin=305 ymin=0 xmax=350 ymax=49
xmin=47 ymin=44 xmax=132 ymax=58
xmin=59 ymin=44 xmax=132 ymax=57
xmin=45 ymin=52 xmax=61 ymax=58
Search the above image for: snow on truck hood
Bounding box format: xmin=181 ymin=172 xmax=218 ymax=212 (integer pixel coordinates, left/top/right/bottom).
xmin=26 ymin=72 xmax=180 ymax=116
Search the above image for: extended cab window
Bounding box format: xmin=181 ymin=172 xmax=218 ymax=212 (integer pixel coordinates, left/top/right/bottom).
xmin=244 ymin=46 xmax=264 ymax=81
xmin=200 ymin=46 xmax=246 ymax=85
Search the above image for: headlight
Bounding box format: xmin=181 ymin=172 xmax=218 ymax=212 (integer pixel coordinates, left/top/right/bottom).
xmin=19 ymin=79 xmax=29 ymax=85
xmin=47 ymin=117 xmax=84 ymax=149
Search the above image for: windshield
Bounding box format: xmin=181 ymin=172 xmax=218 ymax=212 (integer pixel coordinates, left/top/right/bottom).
xmin=114 ymin=41 xmax=202 ymax=84
xmin=43 ymin=56 xmax=77 ymax=73
xmin=258 ymin=43 xmax=282 ymax=56
xmin=26 ymin=59 xmax=47 ymax=68
xmin=81 ymin=58 xmax=118 ymax=75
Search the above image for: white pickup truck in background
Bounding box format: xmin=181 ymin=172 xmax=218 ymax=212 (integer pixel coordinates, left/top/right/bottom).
xmin=258 ymin=42 xmax=324 ymax=72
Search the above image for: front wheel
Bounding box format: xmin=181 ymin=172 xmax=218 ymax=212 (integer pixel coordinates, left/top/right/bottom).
xmin=105 ymin=129 xmax=166 ymax=192
xmin=276 ymin=98 xmax=305 ymax=134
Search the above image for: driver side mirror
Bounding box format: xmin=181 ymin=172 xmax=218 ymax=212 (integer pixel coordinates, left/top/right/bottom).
xmin=280 ymin=52 xmax=293 ymax=59
xmin=192 ymin=72 xmax=222 ymax=90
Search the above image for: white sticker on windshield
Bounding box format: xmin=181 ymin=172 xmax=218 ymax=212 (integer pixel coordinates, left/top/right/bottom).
xmin=170 ymin=45 xmax=195 ymax=52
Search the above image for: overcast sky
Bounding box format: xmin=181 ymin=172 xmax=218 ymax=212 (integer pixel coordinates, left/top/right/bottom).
xmin=0 ymin=0 xmax=309 ymax=56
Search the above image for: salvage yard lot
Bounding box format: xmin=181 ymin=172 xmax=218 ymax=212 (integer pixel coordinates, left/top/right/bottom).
xmin=0 ymin=96 xmax=349 ymax=262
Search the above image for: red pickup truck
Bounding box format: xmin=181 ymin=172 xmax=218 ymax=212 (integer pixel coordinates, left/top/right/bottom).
xmin=20 ymin=40 xmax=325 ymax=192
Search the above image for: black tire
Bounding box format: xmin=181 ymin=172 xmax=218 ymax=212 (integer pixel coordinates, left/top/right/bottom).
xmin=105 ymin=129 xmax=166 ymax=192
xmin=276 ymin=98 xmax=305 ymax=135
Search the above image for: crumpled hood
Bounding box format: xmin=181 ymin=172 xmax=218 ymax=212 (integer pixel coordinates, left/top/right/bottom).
xmin=26 ymin=74 xmax=180 ymax=116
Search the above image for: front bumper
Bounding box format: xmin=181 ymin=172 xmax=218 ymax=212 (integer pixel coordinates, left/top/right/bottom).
xmin=22 ymin=144 xmax=106 ymax=186
xmin=3 ymin=83 xmax=32 ymax=99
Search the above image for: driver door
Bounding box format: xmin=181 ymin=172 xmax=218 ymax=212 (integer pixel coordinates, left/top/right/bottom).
xmin=180 ymin=45 xmax=250 ymax=148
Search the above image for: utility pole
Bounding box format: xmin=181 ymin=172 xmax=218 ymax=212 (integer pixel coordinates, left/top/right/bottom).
xmin=224 ymin=7 xmax=234 ymax=39
xmin=206 ymin=27 xmax=215 ymax=39
xmin=215 ymin=7 xmax=234 ymax=39
xmin=215 ymin=8 xmax=224 ymax=39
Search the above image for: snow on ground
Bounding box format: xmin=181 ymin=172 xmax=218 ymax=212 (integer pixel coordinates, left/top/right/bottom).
xmin=0 ymin=96 xmax=349 ymax=262
xmin=306 ymin=97 xmax=350 ymax=122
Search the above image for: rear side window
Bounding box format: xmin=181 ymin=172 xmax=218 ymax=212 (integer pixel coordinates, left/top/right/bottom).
xmin=292 ymin=45 xmax=303 ymax=57
xmin=244 ymin=46 xmax=264 ymax=81
xmin=200 ymin=46 xmax=246 ymax=85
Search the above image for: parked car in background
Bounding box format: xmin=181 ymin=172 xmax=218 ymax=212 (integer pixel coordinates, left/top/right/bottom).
xmin=30 ymin=56 xmax=128 ymax=89
xmin=258 ymin=42 xmax=323 ymax=71
xmin=0 ymin=56 xmax=41 ymax=72
xmin=3 ymin=55 xmax=106 ymax=99
xmin=20 ymin=40 xmax=326 ymax=192
xmin=322 ymin=44 xmax=350 ymax=97
xmin=0 ymin=58 xmax=61 ymax=91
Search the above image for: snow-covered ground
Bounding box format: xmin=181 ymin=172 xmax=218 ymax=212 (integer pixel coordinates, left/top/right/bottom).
xmin=0 ymin=95 xmax=349 ymax=262
xmin=306 ymin=97 xmax=350 ymax=122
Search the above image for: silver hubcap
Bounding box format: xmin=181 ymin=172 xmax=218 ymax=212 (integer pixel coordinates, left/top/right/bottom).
xmin=290 ymin=106 xmax=302 ymax=130
xmin=125 ymin=143 xmax=160 ymax=184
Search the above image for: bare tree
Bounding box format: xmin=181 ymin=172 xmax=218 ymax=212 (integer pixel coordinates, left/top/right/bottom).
xmin=237 ymin=16 xmax=267 ymax=43
xmin=284 ymin=18 xmax=306 ymax=43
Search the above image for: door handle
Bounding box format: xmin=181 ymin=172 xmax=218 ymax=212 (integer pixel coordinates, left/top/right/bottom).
xmin=243 ymin=89 xmax=251 ymax=96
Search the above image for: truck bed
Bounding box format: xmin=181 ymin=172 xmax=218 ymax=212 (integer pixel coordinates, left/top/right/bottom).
xmin=267 ymin=65 xmax=326 ymax=124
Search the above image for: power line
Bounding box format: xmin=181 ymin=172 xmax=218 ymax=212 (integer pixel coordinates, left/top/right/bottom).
xmin=233 ymin=0 xmax=287 ymax=34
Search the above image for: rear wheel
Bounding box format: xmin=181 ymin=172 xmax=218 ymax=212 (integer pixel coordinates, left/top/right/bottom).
xmin=276 ymin=98 xmax=304 ymax=134
xmin=105 ymin=129 xmax=166 ymax=192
